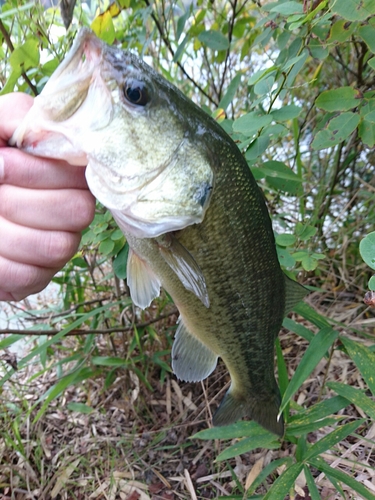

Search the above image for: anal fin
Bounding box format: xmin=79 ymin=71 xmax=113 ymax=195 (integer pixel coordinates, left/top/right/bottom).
xmin=172 ymin=317 xmax=218 ymax=382
xmin=127 ymin=247 xmax=161 ymax=309
xmin=158 ymin=235 xmax=210 ymax=308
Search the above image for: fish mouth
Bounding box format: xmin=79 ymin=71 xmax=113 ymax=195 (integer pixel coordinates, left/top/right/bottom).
xmin=10 ymin=29 xmax=112 ymax=166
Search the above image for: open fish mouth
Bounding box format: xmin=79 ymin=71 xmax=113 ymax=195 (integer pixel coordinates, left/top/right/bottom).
xmin=10 ymin=29 xmax=112 ymax=166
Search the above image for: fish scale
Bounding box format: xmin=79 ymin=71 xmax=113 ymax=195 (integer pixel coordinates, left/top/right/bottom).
xmin=11 ymin=28 xmax=308 ymax=436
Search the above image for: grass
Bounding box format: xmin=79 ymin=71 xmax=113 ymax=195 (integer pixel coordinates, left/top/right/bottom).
xmin=1 ymin=286 xmax=375 ymax=499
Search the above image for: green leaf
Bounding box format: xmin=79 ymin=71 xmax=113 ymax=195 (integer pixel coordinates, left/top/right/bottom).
xmin=99 ymin=238 xmax=115 ymax=255
xmin=198 ymin=30 xmax=229 ymax=51
xmin=315 ymin=87 xmax=360 ymax=112
xmin=218 ymin=73 xmax=242 ymax=110
xmin=309 ymin=456 xmax=375 ymax=500
xmin=360 ymin=231 xmax=375 ymax=270
xmin=276 ymin=234 xmax=296 ymax=247
xmin=368 ymin=57 xmax=375 ymax=70
xmin=293 ymin=302 xmax=331 ymax=328
xmin=286 ymin=416 xmax=344 ymax=437
xmin=67 ymin=402 xmax=93 ymax=414
xmin=91 ymin=356 xmax=130 ymax=367
xmin=9 ymin=37 xmax=39 ymax=71
xmin=369 ymin=275 xmax=375 ymax=291
xmin=331 ymin=0 xmax=375 ymax=21
xmin=358 ymin=24 xmax=375 ymax=53
xmin=216 ymin=432 xmax=279 ymax=461
xmin=303 ymin=419 xmax=364 ymax=460
xmin=248 ymin=66 xmax=276 ymax=86
xmin=277 ymin=247 xmax=296 ymax=268
xmin=328 ymin=20 xmax=357 ymax=42
xmin=193 ymin=420 xmax=269 ymax=440
xmin=91 ymin=11 xmax=116 ymax=44
xmin=263 ymin=462 xmax=304 ymax=500
xmin=245 ymin=135 xmax=270 ymax=160
xmin=312 ymin=112 xmax=360 ymax=150
xmin=327 ymin=382 xmax=375 ymax=420
xmin=340 ymin=337 xmax=375 ymax=395
xmin=271 ymin=105 xmax=302 ymax=121
xmin=260 ymin=161 xmax=303 ymax=196
xmin=280 ymin=327 xmax=339 ymax=414
xmin=113 ymin=243 xmax=129 ymax=279
xmin=270 ymin=1 xmax=304 ymax=15
xmin=233 ymin=112 xmax=272 ymax=136
xmin=304 ymin=465 xmax=323 ymax=500
xmin=247 ymin=457 xmax=294 ymax=495
xmin=358 ymin=118 xmax=375 ymax=147
xmin=295 ymin=223 xmax=317 ymax=241
xmin=299 ymin=400 xmax=347 ymax=428
xmin=283 ymin=317 xmax=315 ymax=342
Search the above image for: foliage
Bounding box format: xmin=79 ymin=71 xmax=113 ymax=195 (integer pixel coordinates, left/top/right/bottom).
xmin=1 ymin=0 xmax=375 ymax=498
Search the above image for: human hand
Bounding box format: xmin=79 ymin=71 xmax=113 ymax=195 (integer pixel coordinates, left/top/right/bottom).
xmin=0 ymin=93 xmax=96 ymax=301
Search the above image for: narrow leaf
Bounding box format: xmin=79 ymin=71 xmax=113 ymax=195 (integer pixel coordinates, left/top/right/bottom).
xmin=263 ymin=462 xmax=304 ymax=500
xmin=327 ymin=381 xmax=375 ymax=420
xmin=216 ymin=433 xmax=279 ymax=461
xmin=340 ymin=337 xmax=375 ymax=395
xmin=303 ymin=419 xmax=364 ymax=460
xmin=280 ymin=327 xmax=339 ymax=414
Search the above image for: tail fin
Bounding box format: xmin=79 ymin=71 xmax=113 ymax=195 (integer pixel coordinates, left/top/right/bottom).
xmin=212 ymin=387 xmax=284 ymax=437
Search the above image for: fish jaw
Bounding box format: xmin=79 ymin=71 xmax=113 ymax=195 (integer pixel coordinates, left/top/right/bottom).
xmin=10 ymin=28 xmax=112 ymax=166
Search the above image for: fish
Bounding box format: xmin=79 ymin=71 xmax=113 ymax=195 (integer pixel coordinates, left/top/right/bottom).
xmin=10 ymin=28 xmax=308 ymax=436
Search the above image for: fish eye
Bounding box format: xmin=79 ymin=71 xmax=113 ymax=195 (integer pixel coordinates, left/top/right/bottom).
xmin=123 ymin=80 xmax=149 ymax=106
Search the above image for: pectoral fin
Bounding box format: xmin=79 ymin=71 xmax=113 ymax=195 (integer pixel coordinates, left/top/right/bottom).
xmin=159 ymin=236 xmax=210 ymax=308
xmin=172 ymin=318 xmax=218 ymax=382
xmin=284 ymin=275 xmax=309 ymax=315
xmin=127 ymin=247 xmax=161 ymax=309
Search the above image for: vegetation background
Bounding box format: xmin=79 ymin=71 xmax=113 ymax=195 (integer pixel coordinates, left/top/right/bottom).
xmin=1 ymin=0 xmax=375 ymax=498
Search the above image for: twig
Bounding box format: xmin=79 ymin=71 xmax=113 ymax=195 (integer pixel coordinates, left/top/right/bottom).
xmin=144 ymin=0 xmax=218 ymax=106
xmin=0 ymin=19 xmax=38 ymax=96
xmin=0 ymin=309 xmax=178 ymax=336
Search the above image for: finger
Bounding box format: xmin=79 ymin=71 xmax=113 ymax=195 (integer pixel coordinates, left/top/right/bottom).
xmin=0 ymin=217 xmax=82 ymax=268
xmin=0 ymin=185 xmax=95 ymax=231
xmin=0 ymin=93 xmax=34 ymax=144
xmin=0 ymin=148 xmax=90 ymax=189
xmin=0 ymin=255 xmax=58 ymax=301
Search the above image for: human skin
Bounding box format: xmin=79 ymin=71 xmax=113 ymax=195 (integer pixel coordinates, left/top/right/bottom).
xmin=0 ymin=93 xmax=96 ymax=301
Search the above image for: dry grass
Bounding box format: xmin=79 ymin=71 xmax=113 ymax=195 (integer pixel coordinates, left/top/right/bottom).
xmin=1 ymin=290 xmax=375 ymax=500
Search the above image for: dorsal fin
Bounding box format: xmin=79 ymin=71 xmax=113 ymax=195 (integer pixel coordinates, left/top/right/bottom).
xmin=172 ymin=317 xmax=218 ymax=382
xmin=284 ymin=274 xmax=309 ymax=315
xmin=126 ymin=247 xmax=161 ymax=309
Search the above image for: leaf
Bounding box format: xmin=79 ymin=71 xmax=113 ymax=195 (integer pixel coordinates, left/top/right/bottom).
xmin=359 ymin=231 xmax=375 ymax=270
xmin=113 ymin=243 xmax=129 ymax=279
xmin=327 ymin=382 xmax=375 ymax=420
xmin=277 ymin=247 xmax=296 ymax=268
xmin=99 ymin=238 xmax=115 ymax=255
xmin=260 ymin=161 xmax=303 ymax=196
xmin=293 ymin=301 xmax=331 ymax=328
xmin=340 ymin=337 xmax=375 ymax=395
xmin=369 ymin=275 xmax=375 ymax=291
xmin=193 ymin=420 xmax=269 ymax=440
xmin=315 ymin=87 xmax=360 ymax=112
xmin=276 ymin=234 xmax=296 ymax=247
xmin=247 ymin=457 xmax=294 ymax=495
xmin=312 ymin=112 xmax=360 ymax=150
xmin=286 ymin=417 xmax=344 ymax=437
xmin=279 ymin=327 xmax=339 ymax=414
xmin=9 ymin=37 xmax=39 ymax=71
xmin=304 ymin=465 xmax=321 ymax=500
xmin=270 ymin=1 xmax=304 ymax=15
xmin=331 ymin=0 xmax=375 ymax=21
xmin=233 ymin=112 xmax=272 ymax=136
xmin=263 ymin=462 xmax=304 ymax=500
xmin=291 ymin=399 xmax=351 ymax=435
xmin=198 ymin=30 xmax=229 ymax=51
xmin=358 ymin=117 xmax=375 ymax=147
xmin=216 ymin=433 xmax=279 ymax=461
xmin=283 ymin=317 xmax=315 ymax=342
xmin=91 ymin=356 xmax=130 ymax=367
xmin=271 ymin=105 xmax=302 ymax=121
xmin=245 ymin=135 xmax=270 ymax=160
xmin=309 ymin=456 xmax=375 ymax=500
xmin=358 ymin=24 xmax=375 ymax=53
xmin=328 ymin=20 xmax=357 ymax=42
xmin=218 ymin=73 xmax=242 ymax=110
xmin=91 ymin=10 xmax=116 ymax=44
xmin=303 ymin=419 xmax=364 ymax=460
xmin=67 ymin=402 xmax=94 ymax=414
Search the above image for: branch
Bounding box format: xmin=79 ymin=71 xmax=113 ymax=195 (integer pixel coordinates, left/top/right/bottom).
xmin=0 ymin=19 xmax=38 ymax=96
xmin=0 ymin=310 xmax=178 ymax=336
xmin=144 ymin=0 xmax=218 ymax=106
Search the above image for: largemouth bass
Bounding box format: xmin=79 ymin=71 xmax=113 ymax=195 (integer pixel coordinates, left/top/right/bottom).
xmin=11 ymin=28 xmax=307 ymax=436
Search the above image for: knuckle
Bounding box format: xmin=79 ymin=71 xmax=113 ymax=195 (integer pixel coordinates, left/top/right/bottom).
xmin=70 ymin=191 xmax=96 ymax=230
